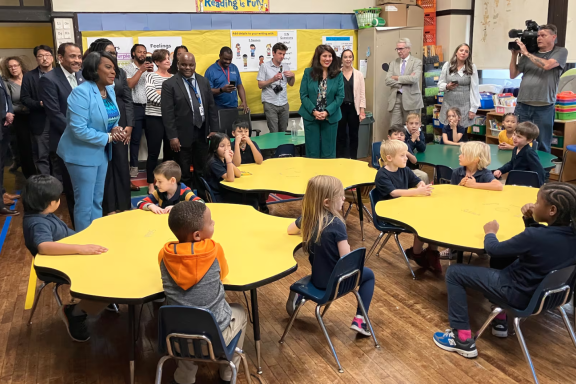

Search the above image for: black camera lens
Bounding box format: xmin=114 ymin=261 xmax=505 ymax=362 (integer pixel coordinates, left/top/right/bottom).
xmin=509 ymin=29 xmax=523 ymax=38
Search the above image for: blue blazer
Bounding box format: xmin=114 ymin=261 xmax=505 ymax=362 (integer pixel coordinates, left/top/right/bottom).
xmin=299 ymin=68 xmax=344 ymax=124
xmin=57 ymin=81 xmax=119 ymax=166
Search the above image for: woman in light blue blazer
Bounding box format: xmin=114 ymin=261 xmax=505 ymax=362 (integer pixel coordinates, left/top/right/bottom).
xmin=57 ymin=52 xmax=126 ymax=231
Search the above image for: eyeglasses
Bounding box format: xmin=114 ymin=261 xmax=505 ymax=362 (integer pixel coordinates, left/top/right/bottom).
xmin=8 ymin=65 xmax=21 ymax=69
xmin=36 ymin=54 xmax=52 ymax=59
xmin=395 ymin=47 xmax=408 ymax=52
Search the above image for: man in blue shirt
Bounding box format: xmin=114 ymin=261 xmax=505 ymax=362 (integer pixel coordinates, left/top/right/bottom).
xmin=204 ymin=46 xmax=249 ymax=113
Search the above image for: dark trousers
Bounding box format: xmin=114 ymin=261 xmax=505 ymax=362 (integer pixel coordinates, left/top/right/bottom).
xmin=32 ymin=121 xmax=50 ymax=175
xmin=145 ymin=115 xmax=164 ymax=184
xmin=515 ymin=102 xmax=555 ymax=153
xmin=357 ymin=267 xmax=375 ymax=315
xmin=0 ymin=129 xmax=9 ymax=209
xmin=175 ymin=140 xmax=209 ymax=195
xmin=445 ymin=264 xmax=529 ymax=330
xmin=163 ymin=136 xmax=174 ymax=162
xmin=490 ymin=256 xmax=518 ymax=270
xmin=11 ymin=114 xmax=37 ymax=178
xmin=102 ymin=141 xmax=131 ymax=215
xmin=336 ymin=103 xmax=361 ymax=159
xmin=50 ymin=152 xmax=75 ymax=228
xmin=130 ymin=104 xmax=146 ymax=168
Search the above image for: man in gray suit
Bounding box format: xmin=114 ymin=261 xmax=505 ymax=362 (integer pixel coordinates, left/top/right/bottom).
xmin=385 ymin=38 xmax=424 ymax=127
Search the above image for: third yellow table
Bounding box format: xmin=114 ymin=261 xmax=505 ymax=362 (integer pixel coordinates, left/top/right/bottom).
xmin=222 ymin=157 xmax=378 ymax=238
xmin=34 ymin=205 xmax=301 ymax=382
xmin=375 ymin=184 xmax=538 ymax=253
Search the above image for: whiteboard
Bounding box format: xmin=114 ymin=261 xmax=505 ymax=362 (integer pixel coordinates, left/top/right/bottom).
xmin=472 ymin=0 xmax=548 ymax=70
xmin=566 ymin=0 xmax=576 ymax=62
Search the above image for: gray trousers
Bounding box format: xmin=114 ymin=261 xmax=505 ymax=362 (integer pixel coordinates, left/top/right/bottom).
xmin=263 ymin=102 xmax=289 ymax=133
xmin=390 ymin=93 xmax=419 ymax=127
xmin=31 ymin=121 xmax=50 ymax=175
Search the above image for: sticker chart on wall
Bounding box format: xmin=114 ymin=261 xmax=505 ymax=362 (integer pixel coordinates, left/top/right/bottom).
xmin=322 ymin=36 xmax=353 ymax=57
xmin=87 ymin=37 xmax=134 ymax=68
xmin=230 ymin=30 xmax=297 ymax=72
xmin=197 ymin=0 xmax=270 ymax=12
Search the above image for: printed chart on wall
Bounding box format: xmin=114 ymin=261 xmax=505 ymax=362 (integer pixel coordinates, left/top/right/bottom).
xmin=138 ymin=36 xmax=183 ymax=60
xmin=230 ymin=30 xmax=297 ymax=72
xmin=322 ymin=36 xmax=353 ymax=57
xmin=87 ymin=37 xmax=134 ymax=68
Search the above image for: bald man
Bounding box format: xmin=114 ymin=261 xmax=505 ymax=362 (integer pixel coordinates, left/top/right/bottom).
xmin=161 ymin=52 xmax=219 ymax=196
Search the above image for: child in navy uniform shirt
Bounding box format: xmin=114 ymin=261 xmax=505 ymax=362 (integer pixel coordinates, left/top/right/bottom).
xmin=442 ymin=107 xmax=468 ymax=146
xmin=22 ymin=175 xmax=109 ymax=343
xmin=388 ymin=125 xmax=429 ymax=184
xmin=451 ymin=141 xmax=503 ymax=191
xmin=433 ymin=183 xmax=576 ymax=358
xmin=231 ymin=120 xmax=263 ymax=166
xmin=493 ymin=121 xmax=546 ymax=187
xmin=374 ymin=140 xmax=441 ymax=273
xmin=286 ymin=175 xmax=376 ymax=336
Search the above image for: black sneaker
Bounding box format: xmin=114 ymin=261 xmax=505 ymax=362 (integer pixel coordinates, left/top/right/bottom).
xmin=405 ymin=247 xmax=429 ymax=269
xmin=491 ymin=318 xmax=508 ymax=338
xmin=285 ymin=291 xmax=302 ymax=317
xmin=106 ymin=303 xmax=119 ymax=313
xmin=433 ymin=329 xmax=478 ymax=358
xmin=59 ymin=304 xmax=90 ymax=342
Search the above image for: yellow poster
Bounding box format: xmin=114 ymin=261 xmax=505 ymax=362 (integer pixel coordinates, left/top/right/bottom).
xmin=197 ymin=0 xmax=270 ymax=13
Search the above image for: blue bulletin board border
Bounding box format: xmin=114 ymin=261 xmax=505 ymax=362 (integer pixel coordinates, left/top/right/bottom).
xmin=77 ymin=13 xmax=358 ymax=31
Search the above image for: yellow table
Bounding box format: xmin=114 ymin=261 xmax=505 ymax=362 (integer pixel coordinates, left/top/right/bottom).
xmin=222 ymin=157 xmax=378 ymax=239
xmin=34 ymin=205 xmax=301 ymax=382
xmin=375 ymin=185 xmax=538 ymax=255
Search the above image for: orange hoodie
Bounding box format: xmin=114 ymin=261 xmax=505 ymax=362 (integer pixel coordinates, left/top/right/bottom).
xmin=158 ymin=239 xmax=229 ymax=290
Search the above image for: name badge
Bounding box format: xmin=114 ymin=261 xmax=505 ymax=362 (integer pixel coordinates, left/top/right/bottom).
xmin=199 ymin=105 xmax=205 ymax=117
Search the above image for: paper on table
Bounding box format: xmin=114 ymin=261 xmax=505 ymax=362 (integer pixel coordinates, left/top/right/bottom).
xmin=360 ymin=60 xmax=368 ymax=78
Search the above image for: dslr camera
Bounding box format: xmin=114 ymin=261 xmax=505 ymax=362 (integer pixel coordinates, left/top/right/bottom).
xmin=273 ymin=84 xmax=284 ymax=94
xmin=508 ymin=20 xmax=539 ymax=54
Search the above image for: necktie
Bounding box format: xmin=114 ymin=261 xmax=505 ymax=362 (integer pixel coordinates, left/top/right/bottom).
xmin=68 ymin=74 xmax=78 ymax=89
xmin=400 ymin=59 xmax=406 ymax=75
xmin=185 ymin=79 xmax=203 ymax=128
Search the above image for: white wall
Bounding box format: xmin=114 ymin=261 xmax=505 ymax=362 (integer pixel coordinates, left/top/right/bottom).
xmin=52 ymin=0 xmax=375 ymax=13
xmin=436 ymin=15 xmax=470 ymax=61
xmin=566 ymin=0 xmax=576 ymax=62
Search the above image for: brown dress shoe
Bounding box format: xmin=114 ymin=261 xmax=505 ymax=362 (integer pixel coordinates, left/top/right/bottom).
xmin=0 ymin=207 xmax=19 ymax=216
xmin=4 ymin=193 xmax=20 ymax=200
xmin=3 ymin=198 xmax=15 ymax=206
xmin=130 ymin=182 xmax=140 ymax=192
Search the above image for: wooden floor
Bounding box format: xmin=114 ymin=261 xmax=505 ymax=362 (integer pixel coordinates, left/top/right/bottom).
xmin=1 ymin=167 xmax=576 ymax=384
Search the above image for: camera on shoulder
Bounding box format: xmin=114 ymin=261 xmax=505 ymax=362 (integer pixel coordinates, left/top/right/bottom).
xmin=508 ymin=20 xmax=539 ymax=53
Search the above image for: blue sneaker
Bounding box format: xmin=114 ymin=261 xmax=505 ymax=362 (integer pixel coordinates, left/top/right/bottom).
xmin=433 ymin=329 xmax=478 ymax=358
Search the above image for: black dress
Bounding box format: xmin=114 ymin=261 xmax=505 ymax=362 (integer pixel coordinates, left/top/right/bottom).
xmin=102 ymin=69 xmax=134 ymax=215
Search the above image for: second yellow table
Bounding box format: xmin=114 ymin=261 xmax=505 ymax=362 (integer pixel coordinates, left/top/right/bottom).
xmin=375 ymin=184 xmax=538 ymax=253
xmin=222 ymin=157 xmax=378 ymax=239
xmin=34 ymin=205 xmax=302 ymax=382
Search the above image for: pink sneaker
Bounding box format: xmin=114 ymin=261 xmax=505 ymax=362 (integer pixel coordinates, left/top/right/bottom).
xmin=350 ymin=316 xmax=371 ymax=336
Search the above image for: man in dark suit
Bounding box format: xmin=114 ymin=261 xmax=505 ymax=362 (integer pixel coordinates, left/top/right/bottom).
xmin=0 ymin=77 xmax=19 ymax=216
xmin=162 ymin=52 xmax=219 ymax=197
xmin=39 ymin=42 xmax=84 ymax=226
xmin=21 ymin=44 xmax=54 ymax=175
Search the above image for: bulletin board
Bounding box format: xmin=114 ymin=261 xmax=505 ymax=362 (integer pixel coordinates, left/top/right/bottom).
xmin=81 ymin=29 xmax=357 ymax=114
xmin=472 ymin=0 xmax=548 ymax=70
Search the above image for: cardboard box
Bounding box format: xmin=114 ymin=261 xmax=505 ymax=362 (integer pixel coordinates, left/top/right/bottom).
xmin=407 ymin=5 xmax=424 ymax=27
xmin=380 ymin=4 xmax=407 ymax=27
xmin=377 ymin=0 xmax=416 ymax=5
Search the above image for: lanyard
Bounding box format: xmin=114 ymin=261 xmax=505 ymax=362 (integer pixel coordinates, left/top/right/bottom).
xmin=219 ymin=64 xmax=230 ymax=83
xmin=185 ymin=78 xmax=202 ymax=106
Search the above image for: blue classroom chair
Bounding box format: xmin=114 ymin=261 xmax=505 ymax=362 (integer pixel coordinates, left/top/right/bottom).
xmin=273 ymin=143 xmax=296 ymax=158
xmin=434 ymin=165 xmax=453 ymax=185
xmin=371 ymin=142 xmax=382 ymax=169
xmin=474 ymin=265 xmax=576 ymax=384
xmin=278 ymin=248 xmax=380 ymax=373
xmin=200 ymin=177 xmax=216 ymax=203
xmin=368 ymin=189 xmax=416 ymax=279
xmin=155 ymin=306 xmax=252 ymax=384
xmin=505 ymin=170 xmax=542 ymax=188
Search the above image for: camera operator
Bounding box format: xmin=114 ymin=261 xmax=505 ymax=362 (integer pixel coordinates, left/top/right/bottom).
xmin=510 ymin=24 xmax=568 ymax=153
xmin=257 ymin=43 xmax=295 ymax=132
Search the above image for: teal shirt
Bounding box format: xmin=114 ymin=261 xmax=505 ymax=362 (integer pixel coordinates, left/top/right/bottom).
xmin=298 ymin=68 xmax=344 ymax=124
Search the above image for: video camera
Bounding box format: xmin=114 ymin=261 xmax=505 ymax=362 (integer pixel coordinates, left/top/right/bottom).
xmin=508 ymin=20 xmax=539 ymax=54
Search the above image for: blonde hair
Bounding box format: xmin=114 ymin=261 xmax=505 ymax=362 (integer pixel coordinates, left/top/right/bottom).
xmin=460 ymin=141 xmax=491 ymax=170
xmin=379 ymin=139 xmax=408 ymax=167
xmin=300 ymin=175 xmax=345 ymax=252
xmin=406 ymin=112 xmax=420 ymax=124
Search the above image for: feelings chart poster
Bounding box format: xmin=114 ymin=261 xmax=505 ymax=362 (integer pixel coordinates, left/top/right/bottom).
xmin=231 ymin=30 xmax=297 ymax=72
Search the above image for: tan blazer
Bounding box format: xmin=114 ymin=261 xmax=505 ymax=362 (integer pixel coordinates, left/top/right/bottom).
xmin=385 ymin=55 xmax=424 ymax=111
xmin=348 ymin=68 xmax=366 ymax=116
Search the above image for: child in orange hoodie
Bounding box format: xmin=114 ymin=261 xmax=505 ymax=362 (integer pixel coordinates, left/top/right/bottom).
xmin=159 ymin=201 xmax=247 ymax=384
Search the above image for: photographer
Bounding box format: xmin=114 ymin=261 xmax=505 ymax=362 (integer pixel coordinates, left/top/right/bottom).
xmin=257 ymin=43 xmax=295 ymax=133
xmin=510 ymin=24 xmax=568 ymax=153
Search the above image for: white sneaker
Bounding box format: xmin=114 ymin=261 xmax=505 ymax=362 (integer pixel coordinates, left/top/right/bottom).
xmin=130 ymin=167 xmax=139 ymax=178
